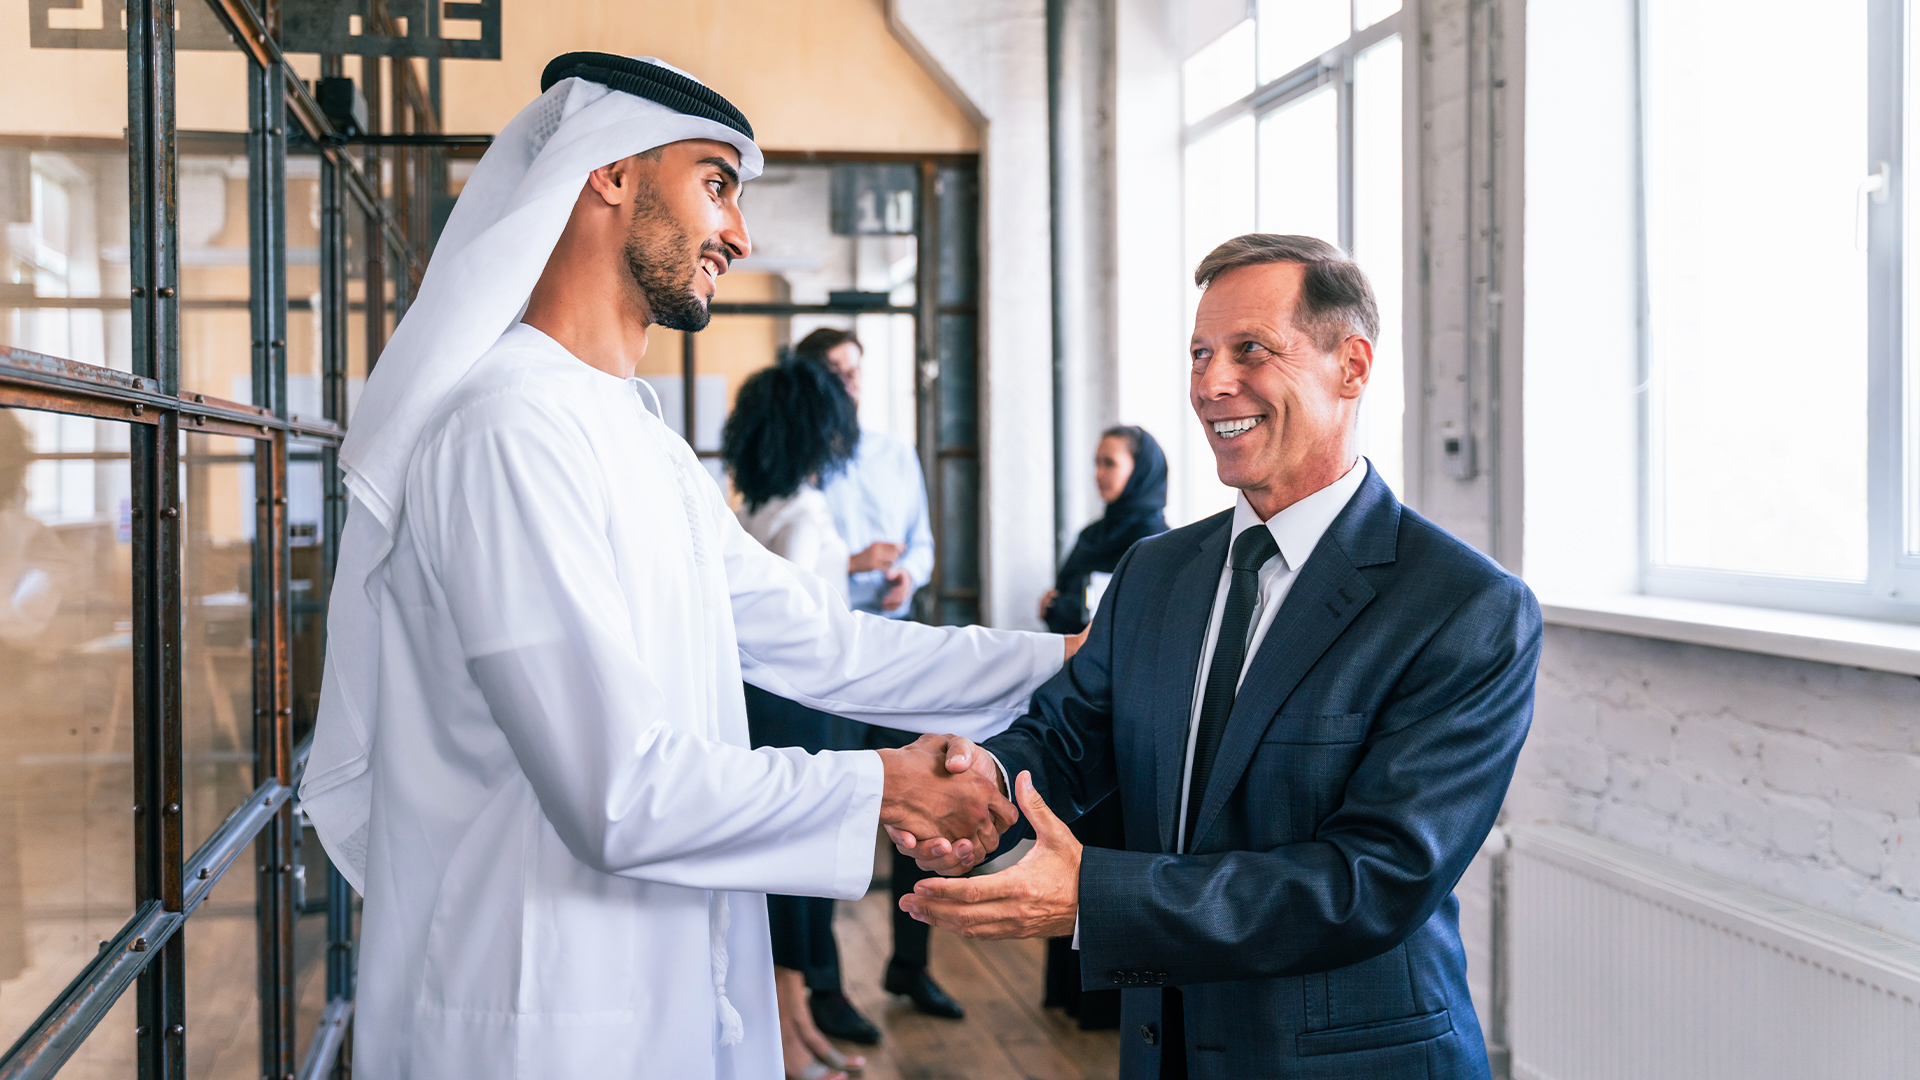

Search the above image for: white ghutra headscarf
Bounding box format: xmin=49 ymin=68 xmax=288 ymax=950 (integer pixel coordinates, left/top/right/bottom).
xmin=299 ymin=56 xmax=763 ymax=1042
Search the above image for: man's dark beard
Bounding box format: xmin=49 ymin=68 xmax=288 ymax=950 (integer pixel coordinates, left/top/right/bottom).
xmin=622 ymin=186 xmax=713 ymax=332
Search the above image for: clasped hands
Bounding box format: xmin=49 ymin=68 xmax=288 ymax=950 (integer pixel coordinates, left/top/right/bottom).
xmin=875 ymin=734 xmax=1081 ymax=940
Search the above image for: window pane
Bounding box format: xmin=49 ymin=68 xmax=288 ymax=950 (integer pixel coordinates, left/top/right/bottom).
xmin=1644 ymin=0 xmax=1868 ymax=579
xmin=0 ymin=407 xmax=134 ymax=1057
xmin=1257 ymin=0 xmax=1349 ymax=84
xmin=176 ymin=50 xmax=254 ymax=404
xmin=2 ymin=11 xmax=131 ymax=373
xmin=1184 ymin=19 xmax=1257 ymax=125
xmin=1355 ymin=0 xmax=1401 ymax=32
xmin=183 ymin=862 xmax=260 ymax=1079
xmin=1256 ymin=84 xmax=1340 ymax=243
xmin=1185 ymin=115 xmax=1258 ymax=284
xmin=181 ymin=432 xmax=257 ymax=853
xmin=1353 ymin=36 xmax=1404 ymax=497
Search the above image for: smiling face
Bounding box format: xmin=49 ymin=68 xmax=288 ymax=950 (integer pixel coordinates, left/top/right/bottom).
xmin=1189 ymin=261 xmax=1372 ymax=518
xmin=620 ymin=139 xmax=751 ymax=331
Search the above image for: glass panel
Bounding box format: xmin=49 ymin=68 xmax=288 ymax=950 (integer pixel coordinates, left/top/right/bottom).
xmin=1645 ymin=0 xmax=1868 ymax=579
xmin=1257 ymin=0 xmax=1350 ymax=84
xmin=183 ymin=861 xmax=259 ymax=1079
xmin=2 ymin=8 xmax=130 ymax=372
xmin=731 ymin=163 xmax=917 ymax=306
xmin=1184 ymin=114 xmax=1258 ymax=292
xmin=1184 ymin=19 xmax=1257 ymax=125
xmin=288 ymin=158 xmax=324 ymax=424
xmin=1256 ymin=84 xmax=1340 ymax=243
xmin=289 ymin=445 xmax=326 ymax=740
xmin=176 ymin=50 xmax=254 ymax=403
xmin=935 ymin=315 xmax=978 ymax=450
xmin=181 ymin=432 xmax=257 ymax=853
xmin=937 ymin=456 xmax=979 ymax=592
xmin=0 ymin=407 xmax=133 ymax=1055
xmin=1355 ymin=0 xmax=1401 ymax=32
xmin=1353 ymin=36 xmax=1404 ymax=496
xmin=934 ymin=166 xmax=978 ymax=308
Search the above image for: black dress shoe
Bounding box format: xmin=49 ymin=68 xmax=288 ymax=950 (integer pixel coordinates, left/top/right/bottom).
xmin=809 ymin=990 xmax=881 ymax=1045
xmin=884 ymin=963 xmax=965 ymax=1019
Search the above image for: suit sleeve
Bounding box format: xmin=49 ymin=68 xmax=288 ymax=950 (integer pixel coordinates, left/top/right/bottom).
xmin=983 ymin=546 xmax=1140 ymax=841
xmin=1004 ymin=572 xmax=1542 ymax=986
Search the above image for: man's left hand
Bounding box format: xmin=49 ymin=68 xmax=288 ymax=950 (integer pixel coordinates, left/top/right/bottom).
xmin=899 ymin=771 xmax=1081 ymax=940
xmin=881 ymin=567 xmax=914 ymax=612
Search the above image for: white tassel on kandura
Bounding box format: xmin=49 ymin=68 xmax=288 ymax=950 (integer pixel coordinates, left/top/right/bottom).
xmin=709 ymin=891 xmax=744 ymax=1047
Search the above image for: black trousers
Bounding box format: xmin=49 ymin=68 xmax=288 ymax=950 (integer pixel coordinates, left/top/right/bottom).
xmin=1042 ymin=793 xmax=1125 ymax=1029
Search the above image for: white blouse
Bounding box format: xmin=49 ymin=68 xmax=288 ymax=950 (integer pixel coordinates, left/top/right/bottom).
xmin=737 ymin=488 xmax=852 ymax=605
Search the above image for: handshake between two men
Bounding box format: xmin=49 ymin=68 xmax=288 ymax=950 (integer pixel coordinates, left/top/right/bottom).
xmin=875 ymin=733 xmax=1081 ymax=941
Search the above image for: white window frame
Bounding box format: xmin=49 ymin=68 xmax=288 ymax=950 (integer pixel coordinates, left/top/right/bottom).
xmin=1636 ymin=0 xmax=1919 ymax=622
xmin=1183 ymin=7 xmax=1403 ymax=255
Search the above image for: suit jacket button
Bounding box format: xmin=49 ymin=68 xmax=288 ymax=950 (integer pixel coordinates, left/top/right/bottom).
xmin=1139 ymin=1024 xmax=1158 ymax=1046
xmin=1110 ymin=970 xmax=1126 ymax=985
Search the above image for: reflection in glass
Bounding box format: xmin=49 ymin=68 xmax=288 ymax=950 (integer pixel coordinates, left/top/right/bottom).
xmin=0 ymin=147 xmax=134 ymax=372
xmin=1645 ymin=0 xmax=1867 ymax=579
xmin=181 ymin=432 xmax=256 ymax=854
xmin=1183 ymin=19 xmax=1257 ymax=125
xmin=1352 ymin=36 xmax=1404 ymax=496
xmin=0 ymin=407 xmax=133 ymax=1060
xmin=1257 ymin=0 xmax=1349 ymax=84
xmin=176 ymin=140 xmax=254 ymax=405
xmin=1256 ymin=84 xmax=1340 ymax=243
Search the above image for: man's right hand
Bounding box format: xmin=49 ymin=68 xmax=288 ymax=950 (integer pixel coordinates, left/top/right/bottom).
xmin=849 ymin=541 xmax=904 ymax=574
xmin=877 ymin=734 xmax=1016 ymax=873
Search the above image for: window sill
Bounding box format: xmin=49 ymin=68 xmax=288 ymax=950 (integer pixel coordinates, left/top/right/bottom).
xmin=1538 ymin=594 xmax=1920 ymax=677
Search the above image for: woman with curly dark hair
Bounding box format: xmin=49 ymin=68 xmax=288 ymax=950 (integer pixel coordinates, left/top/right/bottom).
xmin=720 ymin=354 xmax=868 ymax=1080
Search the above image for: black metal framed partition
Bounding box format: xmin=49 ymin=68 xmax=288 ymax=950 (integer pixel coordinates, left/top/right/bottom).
xmin=680 ymin=151 xmax=983 ymax=626
xmin=0 ymin=1 xmax=477 ymax=1077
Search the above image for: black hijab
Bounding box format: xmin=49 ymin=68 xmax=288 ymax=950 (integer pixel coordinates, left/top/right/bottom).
xmin=1044 ymin=427 xmax=1169 ymax=634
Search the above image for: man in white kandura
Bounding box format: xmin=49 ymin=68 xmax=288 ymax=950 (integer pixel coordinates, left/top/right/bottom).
xmin=298 ymin=53 xmax=1073 ymax=1080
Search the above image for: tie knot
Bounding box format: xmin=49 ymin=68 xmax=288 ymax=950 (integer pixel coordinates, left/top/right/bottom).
xmin=1230 ymin=524 xmax=1280 ymax=573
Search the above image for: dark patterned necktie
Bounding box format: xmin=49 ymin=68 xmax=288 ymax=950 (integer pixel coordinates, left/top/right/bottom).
xmin=1183 ymin=524 xmax=1281 ymax=852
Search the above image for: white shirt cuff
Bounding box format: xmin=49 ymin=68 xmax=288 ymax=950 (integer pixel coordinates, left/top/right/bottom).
xmin=1071 ymin=915 xmax=1080 ymax=949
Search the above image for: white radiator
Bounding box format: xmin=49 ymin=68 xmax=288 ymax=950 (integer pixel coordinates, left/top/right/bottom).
xmin=1507 ymin=824 xmax=1920 ymax=1080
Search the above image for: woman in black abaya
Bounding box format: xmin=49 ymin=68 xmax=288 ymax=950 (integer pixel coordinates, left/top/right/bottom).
xmin=1036 ymin=425 xmax=1168 ymax=1030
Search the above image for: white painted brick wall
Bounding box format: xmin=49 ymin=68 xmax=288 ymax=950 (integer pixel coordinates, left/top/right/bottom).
xmin=1507 ymin=626 xmax=1920 ymax=940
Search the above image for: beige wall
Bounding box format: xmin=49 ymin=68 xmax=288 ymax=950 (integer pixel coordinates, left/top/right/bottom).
xmin=442 ymin=0 xmax=979 ymax=152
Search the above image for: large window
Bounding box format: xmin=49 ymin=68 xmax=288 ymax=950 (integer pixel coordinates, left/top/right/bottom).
xmin=1640 ymin=0 xmax=1915 ymax=619
xmin=1181 ymin=1 xmax=1405 ymax=505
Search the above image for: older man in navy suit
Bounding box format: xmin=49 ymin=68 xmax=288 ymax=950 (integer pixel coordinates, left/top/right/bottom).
xmin=897 ymin=234 xmax=1541 ymax=1079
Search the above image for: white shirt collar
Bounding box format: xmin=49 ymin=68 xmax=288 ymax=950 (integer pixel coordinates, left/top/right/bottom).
xmin=1229 ymin=457 xmax=1370 ymax=572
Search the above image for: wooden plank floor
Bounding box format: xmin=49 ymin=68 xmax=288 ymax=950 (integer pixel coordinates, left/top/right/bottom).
xmin=827 ymin=888 xmax=1120 ymax=1080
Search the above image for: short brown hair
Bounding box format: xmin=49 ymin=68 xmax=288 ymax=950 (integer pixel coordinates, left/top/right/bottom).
xmin=794 ymin=327 xmax=862 ymax=358
xmin=1193 ymin=234 xmax=1379 ymax=352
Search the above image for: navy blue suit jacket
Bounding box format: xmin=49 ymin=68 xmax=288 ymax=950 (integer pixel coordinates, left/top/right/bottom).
xmin=984 ymin=467 xmax=1541 ymax=1079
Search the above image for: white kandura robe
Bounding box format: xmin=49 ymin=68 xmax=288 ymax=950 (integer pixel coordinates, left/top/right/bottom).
xmin=350 ymin=324 xmax=1059 ymax=1078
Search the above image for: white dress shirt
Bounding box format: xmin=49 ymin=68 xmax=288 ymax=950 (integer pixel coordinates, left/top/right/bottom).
xmin=820 ymin=429 xmax=934 ymax=617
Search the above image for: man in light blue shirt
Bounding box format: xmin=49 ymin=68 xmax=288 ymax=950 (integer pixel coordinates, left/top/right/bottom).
xmin=813 ymin=332 xmax=934 ymax=618
xmin=795 ymin=328 xmax=968 ymax=1038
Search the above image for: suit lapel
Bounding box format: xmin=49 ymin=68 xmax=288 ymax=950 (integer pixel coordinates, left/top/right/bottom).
xmin=1187 ymin=471 xmax=1399 ymax=850
xmin=1150 ymin=514 xmax=1230 ymax=853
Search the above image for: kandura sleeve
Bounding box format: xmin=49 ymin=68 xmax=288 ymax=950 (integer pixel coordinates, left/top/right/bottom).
xmin=420 ymin=396 xmax=881 ymax=900
xmin=705 ymin=451 xmax=1062 ymax=745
